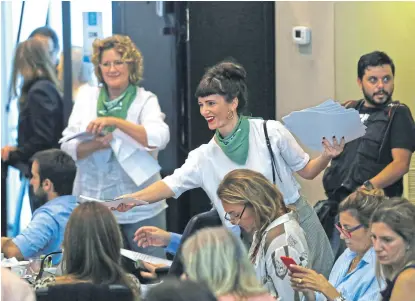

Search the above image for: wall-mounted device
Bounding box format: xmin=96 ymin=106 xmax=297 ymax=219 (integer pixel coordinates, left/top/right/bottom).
xmin=292 ymin=26 xmax=311 ymax=45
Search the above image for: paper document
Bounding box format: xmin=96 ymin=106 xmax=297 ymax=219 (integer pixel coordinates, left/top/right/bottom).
xmin=282 ymin=99 xmax=366 ymax=151
xmin=1 ymin=257 xmax=29 ymax=268
xmin=120 ymin=248 xmax=172 ymax=267
xmin=79 ymin=195 xmax=149 ymax=208
xmin=59 ymin=131 xmax=96 ymax=144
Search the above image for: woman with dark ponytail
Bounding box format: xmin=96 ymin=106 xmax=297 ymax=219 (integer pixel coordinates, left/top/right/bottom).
xmin=120 ymin=60 xmax=342 ymax=278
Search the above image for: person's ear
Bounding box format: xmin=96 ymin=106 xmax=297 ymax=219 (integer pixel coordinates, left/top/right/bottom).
xmin=231 ymin=97 xmax=239 ymax=112
xmin=357 ymin=78 xmax=363 ymax=90
xmin=42 ymin=179 xmax=54 ymax=193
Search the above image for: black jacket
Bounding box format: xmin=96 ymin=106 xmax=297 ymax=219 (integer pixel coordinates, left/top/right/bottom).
xmin=7 ymin=79 xmax=64 ymax=173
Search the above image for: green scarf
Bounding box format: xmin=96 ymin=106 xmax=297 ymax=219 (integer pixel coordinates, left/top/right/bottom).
xmin=97 ymin=84 xmax=137 ymax=133
xmin=215 ymin=115 xmax=250 ymax=165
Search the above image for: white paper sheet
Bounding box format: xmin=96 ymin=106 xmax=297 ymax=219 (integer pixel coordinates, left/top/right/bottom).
xmin=120 ymin=248 xmax=172 ymax=267
xmin=282 ymin=99 xmax=366 ymax=151
xmin=59 ymin=131 xmax=96 ymax=144
xmin=79 ymin=195 xmax=149 ymax=208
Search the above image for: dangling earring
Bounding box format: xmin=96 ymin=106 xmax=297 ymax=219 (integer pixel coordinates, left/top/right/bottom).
xmin=227 ymin=110 xmax=234 ymax=120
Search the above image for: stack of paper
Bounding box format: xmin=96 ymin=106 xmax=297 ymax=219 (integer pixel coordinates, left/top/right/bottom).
xmin=282 ymin=100 xmax=366 ymax=151
xmin=59 ymin=131 xmax=96 ymax=144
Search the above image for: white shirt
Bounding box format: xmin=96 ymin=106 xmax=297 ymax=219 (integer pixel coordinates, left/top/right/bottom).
xmin=250 ymin=212 xmax=309 ymax=300
xmin=163 ymin=119 xmax=310 ymax=227
xmin=61 ymin=86 xmax=170 ymax=224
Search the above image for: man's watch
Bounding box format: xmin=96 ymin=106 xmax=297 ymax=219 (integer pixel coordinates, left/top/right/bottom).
xmin=363 ymin=180 xmax=375 ymax=190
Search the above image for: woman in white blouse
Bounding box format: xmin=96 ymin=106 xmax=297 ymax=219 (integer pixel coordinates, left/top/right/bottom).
xmin=61 ymin=35 xmax=170 ymax=256
xmin=217 ymin=168 xmax=309 ymax=300
xmin=118 ymin=60 xmax=342 ymax=276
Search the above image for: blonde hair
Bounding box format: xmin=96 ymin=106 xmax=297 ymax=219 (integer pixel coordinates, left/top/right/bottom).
xmin=371 ymin=197 xmax=415 ymax=281
xmin=182 ymin=227 xmax=266 ymax=299
xmin=11 ymin=38 xmax=60 ymax=104
xmin=92 ymin=34 xmax=143 ymax=86
xmin=217 ymin=169 xmax=289 ymax=245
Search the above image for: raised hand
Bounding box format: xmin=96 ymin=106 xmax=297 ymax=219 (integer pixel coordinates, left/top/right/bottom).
xmin=322 ymin=136 xmax=345 ymax=159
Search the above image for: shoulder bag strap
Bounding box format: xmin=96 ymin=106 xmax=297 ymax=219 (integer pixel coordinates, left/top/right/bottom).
xmin=263 ymin=120 xmax=282 ymax=184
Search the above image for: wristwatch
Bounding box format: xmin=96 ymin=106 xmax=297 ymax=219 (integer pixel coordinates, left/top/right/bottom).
xmin=333 ymin=295 xmax=346 ymax=301
xmin=363 ymin=180 xmax=374 ymax=190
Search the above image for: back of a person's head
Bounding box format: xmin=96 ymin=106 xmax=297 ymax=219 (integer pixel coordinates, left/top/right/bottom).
xmin=28 ymin=26 xmax=60 ymax=53
xmin=62 ymin=202 xmax=130 ymax=286
xmin=145 ymin=278 xmax=217 ymax=301
xmin=11 ymin=38 xmax=60 ymax=100
xmin=31 ymin=149 xmax=76 ymax=196
xmin=339 ymin=188 xmax=385 ymax=228
xmin=181 ymin=227 xmax=266 ymax=298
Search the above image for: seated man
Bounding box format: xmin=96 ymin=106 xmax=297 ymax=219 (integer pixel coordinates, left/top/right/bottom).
xmin=1 ymin=149 xmax=77 ymax=262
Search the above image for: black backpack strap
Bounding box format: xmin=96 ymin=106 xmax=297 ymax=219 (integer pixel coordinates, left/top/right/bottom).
xmin=263 ymin=120 xmax=282 ymax=184
xmin=342 ymin=99 xmax=365 ymax=110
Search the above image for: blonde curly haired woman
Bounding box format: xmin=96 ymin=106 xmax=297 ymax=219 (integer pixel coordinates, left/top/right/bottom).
xmin=217 ymin=169 xmax=310 ymax=300
xmin=182 ymin=227 xmax=274 ymax=301
xmin=61 ymin=35 xmax=170 ymax=256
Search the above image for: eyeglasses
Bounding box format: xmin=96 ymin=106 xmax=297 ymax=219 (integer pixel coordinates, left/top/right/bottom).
xmin=224 ymin=204 xmax=246 ymax=222
xmin=99 ymin=60 xmax=127 ymax=69
xmin=335 ymin=222 xmax=364 ymax=239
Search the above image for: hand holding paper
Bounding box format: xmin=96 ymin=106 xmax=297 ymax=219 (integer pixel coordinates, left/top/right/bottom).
xmin=79 ymin=195 xmax=148 ymax=211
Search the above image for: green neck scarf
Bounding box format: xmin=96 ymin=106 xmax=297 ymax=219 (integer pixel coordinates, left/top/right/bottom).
xmin=97 ymin=84 xmax=137 ymax=133
xmin=215 ymin=115 xmax=250 ymax=165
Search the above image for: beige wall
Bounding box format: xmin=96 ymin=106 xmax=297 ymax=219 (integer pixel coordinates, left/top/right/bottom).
xmin=276 ymin=1 xmax=415 ymax=203
xmin=334 ymin=1 xmax=415 ymax=113
xmin=275 ymin=2 xmax=335 ymax=203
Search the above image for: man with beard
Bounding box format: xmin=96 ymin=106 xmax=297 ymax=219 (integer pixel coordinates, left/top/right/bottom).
xmin=320 ymin=51 xmax=415 ymax=257
xmin=1 ymin=149 xmax=77 ymax=261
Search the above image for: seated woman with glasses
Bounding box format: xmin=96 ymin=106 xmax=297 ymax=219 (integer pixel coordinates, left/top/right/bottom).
xmin=34 ymin=202 xmax=141 ymax=300
xmin=181 ymin=227 xmax=274 ymax=301
xmin=217 ymin=169 xmax=309 ymax=300
xmin=61 ymin=35 xmax=170 ymax=256
xmin=289 ymin=189 xmax=385 ymax=301
xmin=371 ymin=197 xmax=415 ymax=301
